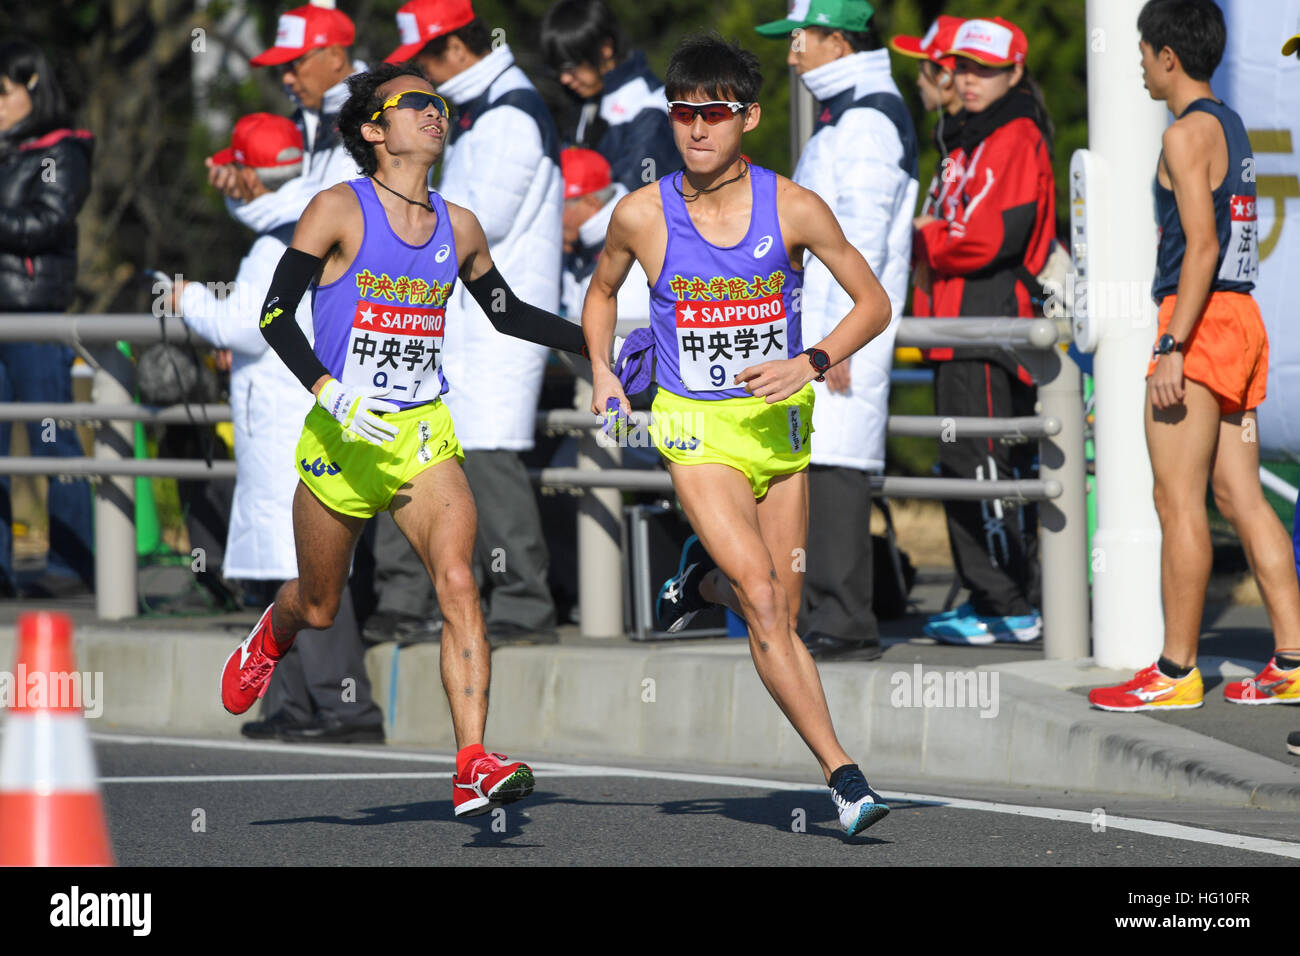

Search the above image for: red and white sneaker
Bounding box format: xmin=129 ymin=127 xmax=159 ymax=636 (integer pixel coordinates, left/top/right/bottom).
xmin=452 ymin=751 xmax=535 ymax=817
xmin=1088 ymin=662 xmax=1204 ymax=712
xmin=220 ymin=604 xmax=287 ymax=715
xmin=1224 ymin=657 xmax=1300 ymax=705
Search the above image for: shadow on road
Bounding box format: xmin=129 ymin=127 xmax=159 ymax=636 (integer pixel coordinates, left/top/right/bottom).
xmin=658 ymin=790 xmax=934 ymax=844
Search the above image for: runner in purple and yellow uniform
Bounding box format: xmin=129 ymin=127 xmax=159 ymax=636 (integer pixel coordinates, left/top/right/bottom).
xmin=217 ymin=63 xmax=593 ymax=819
xmin=583 ymin=33 xmax=895 ymax=835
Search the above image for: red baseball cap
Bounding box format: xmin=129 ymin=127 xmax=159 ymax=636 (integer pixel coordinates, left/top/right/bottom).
xmin=250 ymin=4 xmax=356 ymax=68
xmin=385 ymin=0 xmax=477 ymax=64
xmin=209 ymin=113 xmax=305 ymax=168
xmin=947 ymin=17 xmax=1028 ymax=68
xmin=562 ymin=148 xmax=611 ymax=200
xmin=890 ymin=15 xmax=964 ymax=70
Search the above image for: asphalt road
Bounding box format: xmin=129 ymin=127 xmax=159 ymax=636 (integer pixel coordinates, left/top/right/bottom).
xmin=90 ymin=731 xmax=1300 ymax=867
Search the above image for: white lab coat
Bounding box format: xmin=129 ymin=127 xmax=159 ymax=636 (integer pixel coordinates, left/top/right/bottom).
xmin=560 ymin=185 xmax=651 ymax=323
xmin=436 ymin=46 xmax=564 ymax=451
xmin=793 ymin=50 xmax=918 ymax=471
xmin=180 ymin=231 xmax=314 ymax=581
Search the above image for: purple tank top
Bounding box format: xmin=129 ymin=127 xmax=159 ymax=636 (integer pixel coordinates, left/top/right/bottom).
xmin=649 ymin=163 xmax=803 ymax=401
xmin=312 ymin=178 xmax=458 ymax=410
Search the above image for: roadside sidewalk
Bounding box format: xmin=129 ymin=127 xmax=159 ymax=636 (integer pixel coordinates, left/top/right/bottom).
xmin=0 ymin=575 xmax=1296 ymax=809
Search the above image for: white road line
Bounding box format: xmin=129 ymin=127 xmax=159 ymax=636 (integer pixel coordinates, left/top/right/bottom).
xmin=88 ymin=732 xmax=455 ymax=764
xmin=103 ymin=773 xmax=445 ymax=784
xmin=90 ymin=731 xmax=1300 ymax=860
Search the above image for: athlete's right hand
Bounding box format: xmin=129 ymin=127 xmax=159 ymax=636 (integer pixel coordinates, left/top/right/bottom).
xmin=591 ymin=366 xmax=630 ymax=421
xmin=316 ymin=378 xmax=401 ymax=445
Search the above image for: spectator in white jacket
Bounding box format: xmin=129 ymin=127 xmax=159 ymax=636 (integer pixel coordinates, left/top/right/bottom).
xmin=385 ymin=0 xmax=563 ymax=642
xmin=205 ymin=2 xmax=363 ymax=236
xmin=560 ymin=147 xmax=649 ymax=324
xmin=757 ymin=0 xmax=918 ymax=658
xmin=177 ymin=113 xmax=384 ymax=743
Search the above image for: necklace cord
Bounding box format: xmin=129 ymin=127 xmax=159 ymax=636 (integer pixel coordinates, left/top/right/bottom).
xmin=672 ymin=158 xmax=750 ymax=202
xmin=373 ymin=174 xmax=434 ymax=212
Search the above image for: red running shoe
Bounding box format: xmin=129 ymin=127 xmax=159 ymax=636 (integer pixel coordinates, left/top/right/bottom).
xmin=221 ymin=605 xmax=286 ymax=715
xmin=1088 ymin=662 xmax=1203 ymax=712
xmin=452 ymin=751 xmax=535 ymax=817
xmin=1224 ymin=657 xmax=1300 ymax=705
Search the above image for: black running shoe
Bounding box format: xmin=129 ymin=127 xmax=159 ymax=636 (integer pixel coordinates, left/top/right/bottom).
xmin=656 ymin=534 xmax=717 ymax=633
xmin=830 ymin=766 xmax=890 ymax=835
xmin=1288 ymin=730 xmax=1300 ymax=757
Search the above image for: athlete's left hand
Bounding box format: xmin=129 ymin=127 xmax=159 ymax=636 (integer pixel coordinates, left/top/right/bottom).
xmin=735 ymin=358 xmax=815 ymax=404
xmin=1149 ymin=352 xmax=1185 ymax=410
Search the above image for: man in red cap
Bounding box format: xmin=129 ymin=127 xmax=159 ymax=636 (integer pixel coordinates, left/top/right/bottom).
xmin=560 ymin=147 xmax=649 ymax=323
xmin=890 ymin=16 xmax=964 ymax=319
xmin=207 ymin=2 xmax=365 ymax=239
xmin=175 ymin=113 xmax=388 ymax=743
xmin=380 ymin=0 xmax=566 ymax=645
xmin=890 ymin=15 xmax=963 ymax=115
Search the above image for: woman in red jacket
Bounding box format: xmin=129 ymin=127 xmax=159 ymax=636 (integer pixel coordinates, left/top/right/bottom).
xmin=910 ymin=17 xmax=1057 ymax=645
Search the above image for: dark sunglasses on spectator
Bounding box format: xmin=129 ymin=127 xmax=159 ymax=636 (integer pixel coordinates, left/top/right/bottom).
xmin=667 ymin=101 xmax=748 ymax=125
xmin=370 ymin=89 xmax=452 ymax=122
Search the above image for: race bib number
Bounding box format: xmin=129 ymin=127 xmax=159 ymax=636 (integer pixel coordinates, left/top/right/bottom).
xmin=676 ymin=293 xmax=788 ymax=392
xmin=1218 ymin=194 xmax=1258 ymax=284
xmin=343 ymin=302 xmax=444 ymax=402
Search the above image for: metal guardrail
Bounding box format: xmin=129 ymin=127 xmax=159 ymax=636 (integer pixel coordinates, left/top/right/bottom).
xmin=8 ymin=403 xmax=1063 ymax=443
xmin=0 ymin=314 xmax=1088 ymax=660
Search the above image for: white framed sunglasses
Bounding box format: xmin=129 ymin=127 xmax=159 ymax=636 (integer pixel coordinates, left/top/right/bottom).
xmin=666 ymin=100 xmax=749 ymax=125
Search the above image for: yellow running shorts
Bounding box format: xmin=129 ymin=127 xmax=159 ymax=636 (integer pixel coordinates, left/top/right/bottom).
xmin=650 ymin=383 xmax=814 ymax=499
xmin=294 ymin=399 xmax=464 ymax=518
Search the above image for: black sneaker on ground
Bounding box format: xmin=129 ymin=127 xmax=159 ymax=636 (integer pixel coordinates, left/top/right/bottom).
xmin=487 ymin=622 xmax=559 ymax=647
xmin=656 ymin=534 xmax=718 ymax=634
xmin=240 ymin=710 xmax=308 ymax=740
xmin=801 ymin=632 xmax=883 ymax=661
xmin=1288 ymin=730 xmax=1300 ymax=757
xmin=363 ymin=611 xmax=442 ymax=645
xmin=278 ymin=713 xmax=386 ymax=744
xmin=829 ymin=765 xmax=890 ymax=836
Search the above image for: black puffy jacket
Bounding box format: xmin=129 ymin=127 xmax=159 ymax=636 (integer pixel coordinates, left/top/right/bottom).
xmin=0 ymin=128 xmax=94 ymax=312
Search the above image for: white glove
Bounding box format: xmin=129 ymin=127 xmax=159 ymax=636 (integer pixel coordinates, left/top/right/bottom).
xmin=316 ymin=378 xmax=400 ymax=445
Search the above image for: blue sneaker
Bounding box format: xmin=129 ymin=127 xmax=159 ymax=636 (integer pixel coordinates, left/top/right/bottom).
xmin=924 ymin=606 xmax=1042 ymax=645
xmin=984 ymin=611 xmax=1042 ymax=642
xmin=925 ymin=602 xmax=976 ymax=625
xmin=656 ymin=534 xmax=718 ymax=633
xmin=830 ymin=766 xmax=890 ymax=835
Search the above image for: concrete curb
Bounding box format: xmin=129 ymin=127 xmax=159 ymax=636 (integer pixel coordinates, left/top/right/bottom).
xmin=3 ymin=626 xmax=1299 ymax=810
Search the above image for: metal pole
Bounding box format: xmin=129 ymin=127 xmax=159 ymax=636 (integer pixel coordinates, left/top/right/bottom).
xmin=90 ymin=346 xmax=137 ymax=621
xmin=573 ymin=376 xmax=624 ymax=638
xmin=1029 ymin=339 xmax=1091 ymax=660
xmin=1085 ymin=0 xmax=1167 ymax=668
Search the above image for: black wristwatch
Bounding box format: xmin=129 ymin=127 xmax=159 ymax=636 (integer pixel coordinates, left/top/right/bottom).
xmin=804 ymin=347 xmax=831 ymax=382
xmin=1152 ymin=333 xmax=1182 ymax=358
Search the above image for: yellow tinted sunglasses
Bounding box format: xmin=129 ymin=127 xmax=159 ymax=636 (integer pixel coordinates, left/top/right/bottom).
xmin=370 ymin=89 xmax=451 ymax=122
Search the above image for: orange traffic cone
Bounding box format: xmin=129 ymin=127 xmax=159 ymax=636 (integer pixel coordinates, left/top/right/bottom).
xmin=0 ymin=612 xmax=114 ymax=866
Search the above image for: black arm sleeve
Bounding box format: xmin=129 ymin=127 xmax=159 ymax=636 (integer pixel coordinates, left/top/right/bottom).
xmin=259 ymin=248 xmax=331 ymax=392
xmin=463 ymin=265 xmax=590 ymax=358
